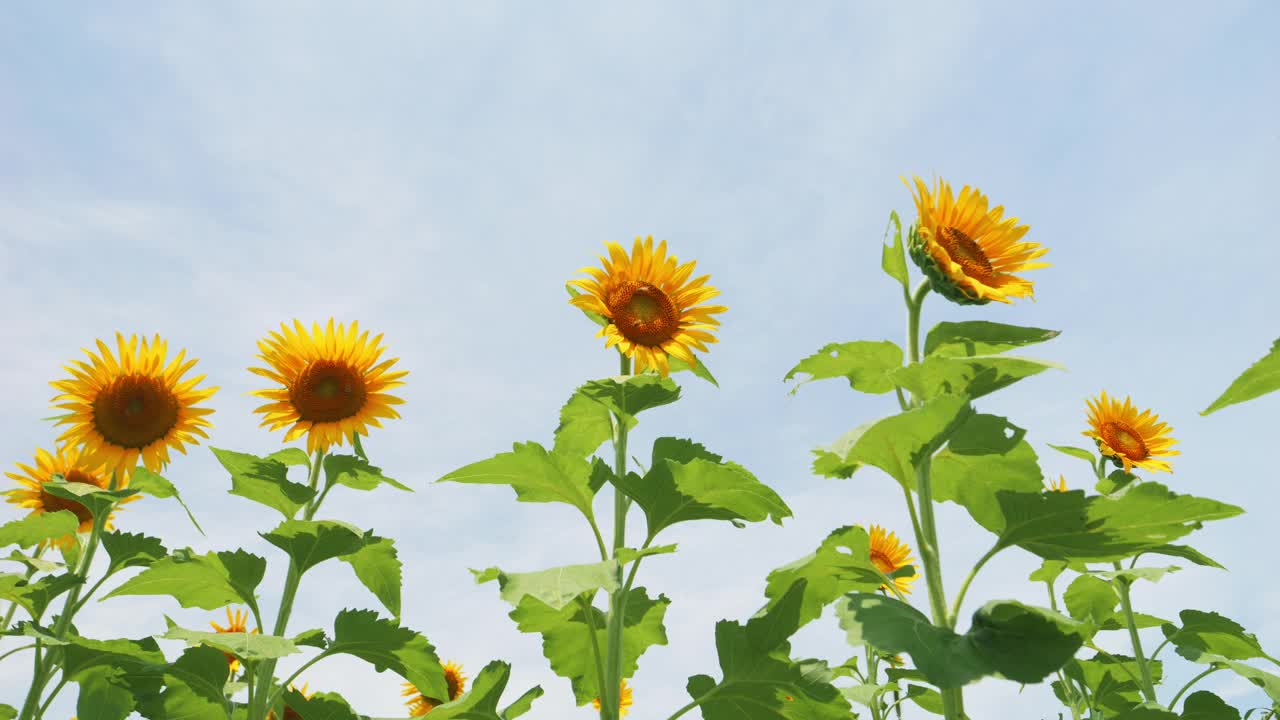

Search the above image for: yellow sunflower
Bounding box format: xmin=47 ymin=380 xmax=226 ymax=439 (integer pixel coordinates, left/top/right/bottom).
xmin=904 ymin=176 xmax=1049 ymax=305
xmin=1082 ymin=391 xmax=1179 ymax=474
xmin=249 ymin=320 xmax=407 ymax=455
xmin=49 ymin=333 xmax=217 ymax=482
xmin=402 ymin=661 xmax=467 ymax=716
xmin=591 ymin=679 xmax=634 ymax=717
xmin=1044 ymin=475 xmax=1069 ymax=492
xmin=868 ymin=524 xmax=918 ymax=595
xmin=4 ymin=445 xmax=137 ymax=547
xmin=210 ymin=607 xmax=258 ymax=674
xmin=569 ymin=236 xmax=726 ymax=375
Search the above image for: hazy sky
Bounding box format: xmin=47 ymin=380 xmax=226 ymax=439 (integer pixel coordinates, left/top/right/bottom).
xmin=3 ymin=3 xmax=1279 ymax=718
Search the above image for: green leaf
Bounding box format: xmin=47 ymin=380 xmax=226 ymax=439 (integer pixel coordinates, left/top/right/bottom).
xmin=476 ymin=560 xmax=619 ymax=611
xmin=163 ymin=618 xmax=299 ymax=661
xmin=1180 ymin=691 xmax=1241 ymax=720
xmin=1142 ymin=544 xmax=1225 ymax=570
xmin=924 ymin=321 xmax=1060 ymax=358
xmin=837 ymin=394 xmax=972 ymax=487
xmin=1049 ymin=444 xmax=1098 ymax=465
xmin=881 ymin=211 xmax=910 ymax=290
xmin=0 ymin=704 xmax=15 ymax=720
xmin=930 ymin=413 xmax=1045 ymax=532
xmin=339 ymin=535 xmax=402 ymax=619
xmin=687 ymin=580 xmax=852 ymax=720
xmin=893 ymin=355 xmax=1061 ymax=402
xmin=155 ymin=646 xmax=233 ymax=720
xmin=292 ymin=628 xmax=328 ymax=649
xmin=128 ymin=467 xmax=204 ymax=534
xmin=323 ymin=454 xmax=412 ymax=493
xmin=266 ymin=448 xmax=310 ymax=467
xmin=667 ymin=354 xmax=719 ymax=387
xmin=0 ymin=510 xmax=81 ymax=549
xmin=100 ymin=532 xmax=167 ymax=575
xmin=784 ymin=341 xmax=905 ymax=395
xmin=261 ymin=520 xmax=365 ymax=575
xmin=1096 ymin=566 xmax=1181 ymax=584
xmin=1165 ymin=610 xmax=1269 ymax=663
xmin=211 ymin=447 xmax=315 ymax=519
xmin=762 ymin=526 xmax=886 ymax=630
xmin=553 ymin=375 xmax=682 ymax=459
xmin=1182 ymin=653 xmax=1280 ymax=704
xmin=500 ymin=685 xmax=545 ymax=719
xmin=214 ymin=549 xmax=268 ymax=609
xmin=73 ymin=666 xmax=138 ymax=720
xmin=438 ymin=442 xmax=596 ymax=521
xmin=1029 ymin=560 xmax=1071 ymax=584
xmin=810 ymin=422 xmax=874 ymax=479
xmin=509 ymin=588 xmax=668 ymax=705
xmin=4 ymin=550 xmax=63 ymax=574
xmin=282 ymin=690 xmax=358 ymax=720
xmin=565 ymin=283 xmax=610 ymax=327
xmin=1063 ymin=575 xmax=1119 ymax=630
xmin=1202 ymin=338 xmax=1280 ymax=415
xmin=0 ymin=573 xmax=81 ymax=620
xmin=1069 ymin=653 xmax=1165 ymax=716
xmin=410 ymin=661 xmax=538 ymax=720
xmin=839 ymin=594 xmax=1085 ymax=687
xmin=613 ymin=438 xmax=790 ymax=538
xmin=615 ymin=544 xmax=678 ymax=565
xmin=41 ymin=482 xmax=135 ymax=519
xmin=326 ymin=608 xmax=448 ymax=702
xmin=103 ymin=550 xmax=264 ymax=610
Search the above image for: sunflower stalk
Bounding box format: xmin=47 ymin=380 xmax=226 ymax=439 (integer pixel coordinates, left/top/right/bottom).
xmin=601 ymin=352 xmax=632 ymax=720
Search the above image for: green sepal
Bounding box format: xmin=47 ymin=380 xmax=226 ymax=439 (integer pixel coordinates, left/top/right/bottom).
xmin=907 ymin=226 xmax=988 ymax=306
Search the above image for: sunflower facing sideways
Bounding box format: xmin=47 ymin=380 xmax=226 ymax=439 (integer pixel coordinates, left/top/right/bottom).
xmin=904 ymin=176 xmax=1049 ymax=305
xmin=868 ymin=524 xmax=918 ymax=595
xmin=210 ymin=607 xmax=258 ymax=674
xmin=592 ymin=680 xmax=634 ymax=717
xmin=1083 ymin=391 xmax=1180 ymax=474
xmin=569 ymin=236 xmax=726 ymax=375
xmin=49 ymin=333 xmax=218 ymax=482
xmin=402 ymin=661 xmax=467 ymax=716
xmin=1044 ymin=475 xmax=1069 ymax=492
xmin=249 ymin=320 xmax=407 ymax=455
xmin=4 ymin=445 xmax=137 ymax=547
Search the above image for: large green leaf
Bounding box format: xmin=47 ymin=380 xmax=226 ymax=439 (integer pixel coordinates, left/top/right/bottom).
xmin=163 ymin=618 xmax=298 ymax=661
xmin=762 ymin=526 xmax=888 ymax=630
xmin=838 ymin=594 xmax=1085 ymax=687
xmin=323 ymin=454 xmax=411 ymax=493
xmin=128 ymin=467 xmax=204 ymax=534
xmin=211 ymin=447 xmax=315 ymax=519
xmin=784 ymin=341 xmax=904 ymax=395
xmin=0 ymin=510 xmax=80 ymax=549
xmin=553 ymin=375 xmax=681 ymax=459
xmin=325 ymin=608 xmax=448 ymax=701
xmin=881 ymin=211 xmax=910 ymax=290
xmin=282 ymin=690 xmax=358 ymax=720
xmin=685 ymin=581 xmax=851 ymax=720
xmin=438 ymin=442 xmax=596 ymax=520
xmin=1063 ymin=574 xmax=1120 ymax=631
xmin=924 ymin=321 xmax=1060 ymax=358
xmin=1180 ymin=691 xmax=1241 ymax=720
xmin=613 ymin=438 xmax=790 ymax=538
xmin=930 ymin=413 xmax=1045 ymax=531
xmin=58 ymin=635 xmax=165 ymax=720
xmin=411 ymin=661 xmax=542 ymax=720
xmin=339 ymin=535 xmax=402 ymax=619
xmin=261 ymin=520 xmax=365 ymax=575
xmin=1202 ymin=338 xmax=1280 ymax=415
xmin=831 ymin=394 xmax=971 ymax=487
xmin=509 ymin=588 xmax=668 ymax=705
xmin=475 ymin=560 xmax=618 ymax=611
xmin=103 ymin=549 xmax=265 ymax=610
xmin=1066 ymin=653 xmax=1163 ymax=717
xmin=809 ymin=422 xmax=874 ymax=480
xmin=100 ymin=532 xmax=167 ymax=575
xmin=893 ymin=355 xmax=1061 ymax=402
xmin=153 ymin=646 xmax=233 ymax=720
xmin=73 ymin=666 xmax=136 ymax=720
xmin=1164 ymin=610 xmax=1271 ymax=663
xmin=0 ymin=573 xmax=81 ymax=620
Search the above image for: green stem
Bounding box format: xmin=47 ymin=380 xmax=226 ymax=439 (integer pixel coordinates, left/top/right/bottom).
xmin=1110 ymin=565 xmax=1158 ymax=703
xmin=580 ymin=596 xmax=610 ymax=718
xmin=666 ymin=693 xmax=712 ymax=720
xmin=0 ymin=644 xmax=35 ymax=664
xmin=1150 ymin=636 xmax=1172 ymax=664
xmin=948 ymin=544 xmax=1001 ymax=627
xmin=264 ymin=651 xmax=331 ymax=712
xmin=866 ymin=646 xmax=883 ymax=720
xmin=1170 ymin=667 xmax=1220 ymax=709
xmin=601 ymin=353 xmax=632 ymax=720
xmin=35 ymin=674 xmax=66 ymax=719
xmin=1046 ymin=581 xmax=1086 ymax=719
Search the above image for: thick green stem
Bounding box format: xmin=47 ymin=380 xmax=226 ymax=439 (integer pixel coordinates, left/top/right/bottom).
xmin=601 ymin=353 xmax=632 ymax=720
xmin=1112 ymin=563 xmax=1158 ymax=703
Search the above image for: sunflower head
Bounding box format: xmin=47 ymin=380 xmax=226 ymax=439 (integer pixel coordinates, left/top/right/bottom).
xmin=249 ymin=320 xmax=407 ymax=455
xmin=49 ymin=334 xmax=218 ymax=481
xmin=1044 ymin=475 xmax=1069 ymax=492
xmin=4 ymin=446 xmax=137 ymax=547
xmin=1082 ymin=391 xmax=1179 ymax=474
xmin=569 ymin=236 xmax=726 ymax=376
xmin=402 ymin=661 xmax=467 ymax=716
xmin=903 ymin=176 xmax=1048 ymax=306
xmin=210 ymin=607 xmax=258 ymax=674
xmin=868 ymin=524 xmax=918 ymax=594
xmin=592 ymin=679 xmax=635 ymax=717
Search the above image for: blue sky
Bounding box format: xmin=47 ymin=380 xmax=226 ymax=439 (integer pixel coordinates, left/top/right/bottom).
xmin=2 ymin=2 xmax=1279 ymax=718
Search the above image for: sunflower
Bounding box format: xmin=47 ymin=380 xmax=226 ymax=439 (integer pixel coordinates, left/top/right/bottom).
xmin=1044 ymin=475 xmax=1069 ymax=492
xmin=210 ymin=607 xmax=258 ymax=674
xmin=249 ymin=320 xmax=407 ymax=455
xmin=868 ymin=524 xmax=918 ymax=594
xmin=268 ymin=683 xmax=313 ymax=720
xmin=591 ymin=680 xmax=634 ymax=717
xmin=4 ymin=445 xmax=137 ymax=547
xmin=402 ymin=661 xmax=467 ymax=716
xmin=569 ymin=236 xmax=726 ymax=375
xmin=1082 ymin=391 xmax=1179 ymax=474
xmin=904 ymin=176 xmax=1049 ymax=305
xmin=49 ymin=333 xmax=217 ymax=481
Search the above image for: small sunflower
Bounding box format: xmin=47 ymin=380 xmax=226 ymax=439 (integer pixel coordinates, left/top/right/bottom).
xmin=591 ymin=680 xmax=634 ymax=717
xmin=868 ymin=524 xmax=918 ymax=595
xmin=268 ymin=683 xmax=314 ymax=720
xmin=402 ymin=661 xmax=467 ymax=716
xmin=249 ymin=320 xmax=407 ymax=455
xmin=1082 ymin=391 xmax=1179 ymax=474
xmin=1044 ymin=475 xmax=1069 ymax=492
xmin=4 ymin=446 xmax=137 ymax=547
xmin=49 ymin=333 xmax=218 ymax=481
xmin=904 ymin=176 xmax=1049 ymax=305
xmin=569 ymin=236 xmax=726 ymax=375
xmin=210 ymin=607 xmax=258 ymax=674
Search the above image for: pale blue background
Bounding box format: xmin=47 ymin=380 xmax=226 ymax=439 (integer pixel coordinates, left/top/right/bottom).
xmin=2 ymin=2 xmax=1278 ymax=718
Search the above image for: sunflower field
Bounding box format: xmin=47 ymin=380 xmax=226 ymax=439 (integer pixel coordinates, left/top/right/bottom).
xmin=4 ymin=5 xmax=1278 ymax=720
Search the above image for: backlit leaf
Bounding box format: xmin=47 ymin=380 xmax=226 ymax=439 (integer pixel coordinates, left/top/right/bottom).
xmin=212 ymin=447 xmax=314 ymax=519
xmin=1202 ymin=338 xmax=1280 ymax=415
xmin=784 ymin=341 xmax=904 ymax=395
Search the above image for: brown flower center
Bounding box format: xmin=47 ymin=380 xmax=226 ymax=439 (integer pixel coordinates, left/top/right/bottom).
xmin=935 ymin=226 xmax=995 ymax=284
xmin=1101 ymin=421 xmax=1148 ymax=461
xmin=289 ymin=361 xmax=368 ymax=423
xmin=606 ymin=281 xmax=680 ymax=346
xmin=92 ymin=374 xmax=180 ymax=449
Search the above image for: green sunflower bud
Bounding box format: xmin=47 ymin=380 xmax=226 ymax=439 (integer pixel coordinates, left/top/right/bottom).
xmin=907 ymin=225 xmax=991 ymax=306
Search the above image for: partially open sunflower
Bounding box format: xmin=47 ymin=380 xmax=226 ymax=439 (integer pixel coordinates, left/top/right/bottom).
xmin=904 ymin=176 xmax=1049 ymax=305
xmin=592 ymin=679 xmax=634 ymax=717
xmin=1083 ymin=391 xmax=1179 ymax=474
xmin=869 ymin=524 xmax=918 ymax=595
xmin=402 ymin=661 xmax=467 ymax=716
xmin=49 ymin=333 xmax=218 ymax=481
xmin=569 ymin=236 xmax=726 ymax=375
xmin=249 ymin=320 xmax=407 ymax=455
xmin=4 ymin=445 xmax=137 ymax=547
xmin=1044 ymin=475 xmax=1069 ymax=492
xmin=210 ymin=607 xmax=258 ymax=674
